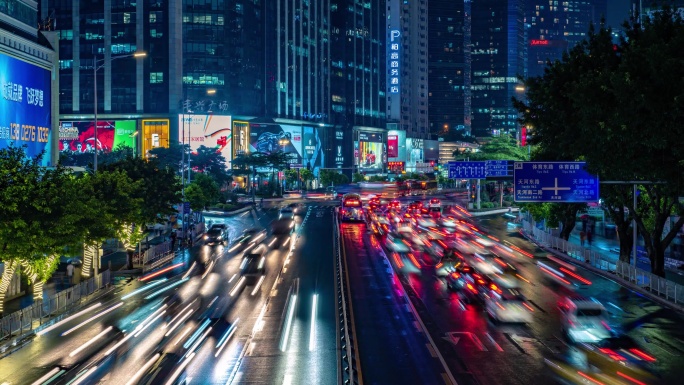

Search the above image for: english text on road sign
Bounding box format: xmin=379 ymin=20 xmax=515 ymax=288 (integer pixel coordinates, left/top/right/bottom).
xmin=513 ymin=161 xmax=599 ymax=203
xmin=448 ymin=161 xmax=486 ymax=179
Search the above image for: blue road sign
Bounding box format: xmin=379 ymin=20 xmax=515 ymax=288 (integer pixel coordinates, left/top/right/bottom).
xmin=448 ymin=161 xmax=486 ymax=179
xmin=514 ymin=161 xmax=599 ymax=202
xmin=485 ymin=160 xmax=512 ymax=178
xmin=183 ymin=201 xmax=191 ymax=214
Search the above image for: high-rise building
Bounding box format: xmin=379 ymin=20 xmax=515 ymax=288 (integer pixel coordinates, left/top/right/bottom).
xmin=526 ymin=1 xmax=608 ymax=79
xmin=428 ymin=0 xmax=470 ymax=136
xmin=386 ymin=0 xmax=429 ymax=139
xmin=1 ymin=0 xmax=58 ymax=166
xmin=470 ymin=0 xmax=525 ymax=138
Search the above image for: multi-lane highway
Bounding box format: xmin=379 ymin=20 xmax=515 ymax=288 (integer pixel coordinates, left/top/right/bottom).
xmin=1 ymin=191 xmax=683 ymax=385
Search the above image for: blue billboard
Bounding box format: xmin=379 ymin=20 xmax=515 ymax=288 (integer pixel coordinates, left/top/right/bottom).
xmin=514 ymin=161 xmax=599 ymax=203
xmin=0 ymin=53 xmax=52 ymax=165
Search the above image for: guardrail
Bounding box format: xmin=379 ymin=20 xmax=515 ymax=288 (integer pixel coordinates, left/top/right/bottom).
xmin=0 ymin=270 xmax=111 ymax=342
xmin=615 ymin=261 xmax=684 ymax=305
xmin=143 ymin=251 xmax=176 ymax=273
xmin=521 ymin=220 xmax=616 ymax=271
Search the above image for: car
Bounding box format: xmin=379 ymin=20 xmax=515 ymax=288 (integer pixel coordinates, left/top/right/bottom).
xmin=389 ymin=200 xmax=401 ymax=210
xmin=484 ymin=288 xmax=534 ymax=323
xmin=240 ymin=254 xmax=266 ymax=284
xmin=271 ymin=218 xmax=295 ymax=235
xmin=572 ymin=335 xmax=659 ymax=383
xmin=209 ymin=223 xmax=227 ymax=231
xmin=204 ymin=227 xmax=227 ymax=245
xmin=429 ymin=198 xmax=441 ymax=208
xmin=559 ymin=296 xmax=612 ymax=343
xmin=279 ymin=207 xmax=295 ymax=219
xmin=137 ymin=352 xmax=188 ymax=385
xmin=229 ymin=228 xmax=267 ymax=253
xmin=287 ymin=202 xmax=305 ymax=215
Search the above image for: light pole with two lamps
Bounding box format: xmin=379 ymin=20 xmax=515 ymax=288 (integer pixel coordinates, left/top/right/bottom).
xmin=93 ymin=52 xmax=146 ymax=172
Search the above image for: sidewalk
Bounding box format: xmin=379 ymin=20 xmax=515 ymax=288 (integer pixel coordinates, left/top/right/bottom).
xmin=562 ymin=223 xmax=684 ymax=286
xmin=1 ymin=228 xmax=171 ymax=315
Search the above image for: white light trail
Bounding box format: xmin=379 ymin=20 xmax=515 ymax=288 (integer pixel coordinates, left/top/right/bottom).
xmin=125 ymin=353 xmax=160 ymax=385
xmin=229 ymin=277 xmax=246 ymax=297
xmin=215 ymin=319 xmax=239 ymax=357
xmin=61 ymin=302 xmax=124 ymax=336
xmin=69 ymin=326 xmax=113 ymax=357
xmin=252 ymin=304 xmax=268 ymax=335
xmin=173 ymin=324 xmax=194 ymax=346
xmin=165 ymin=352 xmax=196 ymax=385
xmin=143 ymin=278 xmax=189 ymax=300
xmin=164 ymin=308 xmax=194 ymax=337
xmin=251 ymin=276 xmax=265 ymax=296
xmin=70 ymin=366 xmax=98 ymax=385
xmin=268 ymin=238 xmax=276 ymax=247
xmin=182 ymin=262 xmax=197 ymax=279
xmin=280 ymin=294 xmax=297 ymax=352
xmin=30 ymin=367 xmax=60 ymax=385
xmin=37 ymin=303 xmax=102 ymax=336
xmin=228 ymin=274 xmax=237 ymax=283
xmin=201 ymin=260 xmax=215 ymax=279
xmin=228 ymin=243 xmax=241 ymax=253
xmin=183 ymin=319 xmax=211 ymax=349
xmin=133 ymin=310 xmax=166 ymax=338
xmin=309 ymin=294 xmax=318 ymax=351
xmin=121 ymin=279 xmax=168 ymax=300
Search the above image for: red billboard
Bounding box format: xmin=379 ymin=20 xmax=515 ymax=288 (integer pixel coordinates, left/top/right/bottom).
xmin=387 ymin=134 xmax=398 ymax=158
xmin=521 ymin=126 xmax=528 ymax=146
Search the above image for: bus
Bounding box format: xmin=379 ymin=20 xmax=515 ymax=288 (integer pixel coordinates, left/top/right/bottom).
xmin=339 ymin=193 xmax=365 ymax=222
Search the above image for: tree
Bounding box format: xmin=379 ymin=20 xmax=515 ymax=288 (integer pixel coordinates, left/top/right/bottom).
xmin=185 ymin=173 xmax=221 ymax=211
xmin=514 ymin=10 xmax=684 ymax=275
xmin=191 ymin=145 xmax=230 ymax=186
xmin=147 ymin=142 xmax=189 ymax=175
xmin=284 ymin=169 xmax=299 ymax=186
xmin=352 ymin=172 xmax=366 ymax=183
xmin=320 ymin=169 xmax=349 ymax=186
xmin=455 ymin=135 xmax=528 ymax=161
xmin=299 ymin=168 xmax=314 ymax=189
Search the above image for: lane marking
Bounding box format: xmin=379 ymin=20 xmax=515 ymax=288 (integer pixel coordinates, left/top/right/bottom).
xmin=426 ymin=343 xmax=438 ymax=357
xmin=485 ymin=333 xmax=504 ymax=352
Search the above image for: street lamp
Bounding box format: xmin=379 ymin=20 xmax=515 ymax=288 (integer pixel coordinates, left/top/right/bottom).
xmin=93 ymin=51 xmax=146 ymax=172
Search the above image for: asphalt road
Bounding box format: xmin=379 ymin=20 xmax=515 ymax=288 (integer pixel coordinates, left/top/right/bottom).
xmin=0 ymin=200 xmax=340 ymax=385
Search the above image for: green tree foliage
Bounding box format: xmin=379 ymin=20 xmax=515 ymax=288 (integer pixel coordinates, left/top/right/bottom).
xmin=191 ymin=145 xmax=230 ymax=186
xmin=514 ymin=10 xmax=684 ymax=275
xmin=99 ymin=157 xmax=182 ymax=222
xmin=284 ymin=169 xmax=299 ymax=185
xmin=319 ymin=169 xmax=349 ymax=186
xmin=185 ymin=173 xmax=221 ymax=211
xmin=59 ymin=143 xmax=134 ymax=169
xmin=147 ymin=142 xmax=189 ymax=174
xmin=455 ymin=135 xmax=528 ymax=161
xmin=299 ymin=169 xmax=314 ymax=189
xmin=352 ymin=172 xmax=366 ymax=183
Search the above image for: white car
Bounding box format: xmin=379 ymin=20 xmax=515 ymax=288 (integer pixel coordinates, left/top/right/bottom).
xmin=485 ymin=289 xmax=533 ymax=323
xmin=279 ymin=207 xmax=295 ymax=220
xmin=559 ymin=296 xmax=612 ymax=343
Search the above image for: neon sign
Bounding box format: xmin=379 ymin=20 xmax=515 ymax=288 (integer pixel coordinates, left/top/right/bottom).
xmin=388 ymin=30 xmax=400 ymax=94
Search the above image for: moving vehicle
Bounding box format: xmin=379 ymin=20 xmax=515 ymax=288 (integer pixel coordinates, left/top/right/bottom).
xmin=137 ymin=352 xmax=188 ymax=385
xmin=240 ymin=254 xmax=266 ymax=284
xmin=230 ymin=228 xmax=267 ymax=253
xmin=484 ymin=288 xmax=534 ymax=323
xmin=286 ymin=202 xmax=305 ymax=214
xmin=279 ymin=207 xmax=295 ymax=219
xmin=559 ymin=296 xmax=612 ymax=343
xmin=339 ymin=193 xmax=365 ymax=222
xmin=204 ymin=227 xmax=227 ymax=245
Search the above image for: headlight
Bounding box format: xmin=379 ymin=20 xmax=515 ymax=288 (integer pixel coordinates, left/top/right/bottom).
xmin=204 ymin=235 xmax=209 ymax=240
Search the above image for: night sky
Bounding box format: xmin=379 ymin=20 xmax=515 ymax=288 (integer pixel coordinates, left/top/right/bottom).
xmin=607 ymin=0 xmax=633 ymax=29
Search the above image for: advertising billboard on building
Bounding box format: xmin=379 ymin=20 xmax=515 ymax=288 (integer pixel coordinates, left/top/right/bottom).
xmin=59 ymin=121 xmax=136 ymax=153
xmin=232 ymin=121 xmax=250 ymax=157
xmin=387 ymin=134 xmax=398 ymax=158
xmin=302 ymin=125 xmax=325 ymax=174
xmin=142 ymin=119 xmax=170 ymax=157
xmin=406 ymin=138 xmax=424 ymax=171
xmin=387 ymin=129 xmax=406 ymax=161
xmin=356 ymin=131 xmax=385 ymax=172
xmin=249 ymin=123 xmax=303 ymax=167
xmin=178 ymin=115 xmax=232 ymax=167
xmin=0 ymin=53 xmax=52 ymax=165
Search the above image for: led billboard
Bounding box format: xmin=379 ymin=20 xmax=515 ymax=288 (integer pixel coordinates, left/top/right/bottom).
xmin=142 ymin=119 xmax=170 ymax=157
xmin=249 ymin=123 xmax=303 ymax=167
xmin=302 ymin=125 xmax=325 ymax=174
xmin=178 ymin=114 xmax=232 ymax=167
xmin=0 ymin=53 xmax=52 ymax=164
xmin=357 ymin=131 xmax=385 ymax=172
xmin=59 ymin=121 xmax=136 ymax=153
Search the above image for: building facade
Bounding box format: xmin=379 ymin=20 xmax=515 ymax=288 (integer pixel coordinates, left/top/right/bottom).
xmin=386 ymin=0 xmax=429 ymax=140
xmin=1 ymin=0 xmax=58 ymax=166
xmin=526 ymin=0 xmax=607 ymax=79
xmin=428 ymin=0 xmax=470 ymax=137
xmin=470 ymin=0 xmax=525 ymax=138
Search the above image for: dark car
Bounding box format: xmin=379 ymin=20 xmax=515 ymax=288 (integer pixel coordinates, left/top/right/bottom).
xmin=240 ymin=254 xmax=266 ymax=284
xmin=229 ymin=228 xmax=267 ymax=253
xmin=137 ymin=352 xmax=188 ymax=385
xmin=204 ymin=228 xmax=226 ymax=245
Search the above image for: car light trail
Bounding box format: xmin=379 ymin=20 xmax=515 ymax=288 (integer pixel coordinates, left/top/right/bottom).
xmin=133 ymin=309 xmax=166 ymax=337
xmin=166 ymin=352 xmax=196 ymax=385
xmin=125 ymin=353 xmax=160 ymax=385
xmin=229 ymin=276 xmax=246 ymax=297
xmin=143 ymin=278 xmax=189 ymax=300
xmin=183 ymin=319 xmax=211 ymax=349
xmin=309 ymin=294 xmax=318 ymax=351
xmin=283 ymin=238 xmax=291 ymax=247
xmin=539 ymin=266 xmax=572 ymax=286
xmin=252 ymin=304 xmax=268 ymax=334
xmin=121 ymin=279 xmax=168 ymax=300
xmin=515 ymin=274 xmax=531 ymax=284
xmin=69 ymin=326 xmax=113 ymax=357
xmin=184 ymin=327 xmax=212 ymax=359
xmin=103 ymin=331 xmax=133 ymax=357
xmin=258 ymin=256 xmax=266 ymax=269
xmin=616 ymin=371 xmax=648 ymax=385
xmin=559 ymin=267 xmax=592 ymax=285
xmin=228 ymin=274 xmax=237 ymax=283
xmin=201 ymin=260 xmax=215 ymax=279
xmin=215 ymin=318 xmax=239 ymax=357
xmin=69 ymin=366 xmax=98 ymax=385
xmin=268 ymin=238 xmax=276 ymax=247
xmin=61 ymin=301 xmax=124 ymax=336
xmin=37 ymin=303 xmax=102 ymax=336
xmin=240 ymin=258 xmax=248 ymax=270
xmin=280 ymin=294 xmax=297 ymax=352
xmin=228 ymin=243 xmax=241 ymax=253
xmin=30 ymin=367 xmax=61 ymax=385
xmin=182 ymin=262 xmax=197 ymax=279
xmin=140 ymin=262 xmax=184 ymax=282
xmin=408 ymin=253 xmax=421 ymax=268
xmin=522 ymin=302 xmax=535 ymax=312
xmin=251 ymin=276 xmax=266 ymax=296
xmin=629 ymin=348 xmax=657 ymax=362
xmin=547 ymin=255 xmax=576 ymax=271
xmin=576 ymin=371 xmax=605 ymax=385
xmin=173 ymin=324 xmax=195 ymax=346
xmin=164 ymin=308 xmax=194 ymax=337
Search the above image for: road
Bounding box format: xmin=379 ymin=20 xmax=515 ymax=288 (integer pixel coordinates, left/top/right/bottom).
xmin=0 ymin=200 xmax=340 ymax=385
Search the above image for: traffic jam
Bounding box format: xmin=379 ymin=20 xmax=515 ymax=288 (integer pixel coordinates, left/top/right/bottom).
xmin=341 ymin=194 xmax=662 ymax=385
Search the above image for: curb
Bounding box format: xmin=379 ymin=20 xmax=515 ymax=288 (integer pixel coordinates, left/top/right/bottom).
xmin=519 ymin=229 xmax=684 ymax=314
